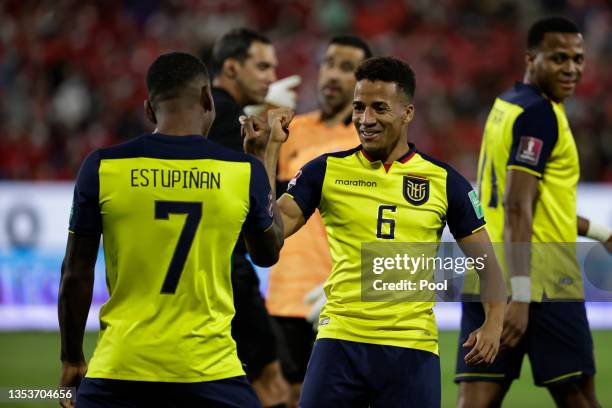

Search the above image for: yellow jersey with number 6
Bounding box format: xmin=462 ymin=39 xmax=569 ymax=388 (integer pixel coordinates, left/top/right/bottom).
xmin=285 ymin=144 xmax=486 ymax=354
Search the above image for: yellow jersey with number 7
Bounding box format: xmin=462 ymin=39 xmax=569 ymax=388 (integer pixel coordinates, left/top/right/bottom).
xmin=68 ymin=133 xmax=274 ymax=382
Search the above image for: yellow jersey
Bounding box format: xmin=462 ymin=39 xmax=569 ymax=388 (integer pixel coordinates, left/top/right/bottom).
xmin=284 ymin=144 xmax=485 ymax=354
xmin=69 ymin=133 xmax=274 ymax=382
xmin=468 ymin=82 xmax=582 ymax=300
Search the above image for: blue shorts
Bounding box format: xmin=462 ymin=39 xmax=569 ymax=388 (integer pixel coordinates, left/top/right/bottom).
xmin=300 ymin=338 xmax=440 ymax=408
xmin=455 ymin=301 xmax=595 ymax=386
xmin=76 ymin=376 xmax=261 ymax=408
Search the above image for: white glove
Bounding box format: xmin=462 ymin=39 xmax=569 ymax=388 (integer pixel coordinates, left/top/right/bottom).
xmin=265 ymin=75 xmax=301 ymax=109
xmin=304 ymin=283 xmax=326 ymax=330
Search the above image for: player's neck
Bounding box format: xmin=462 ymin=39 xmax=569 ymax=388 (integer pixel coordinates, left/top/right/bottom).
xmin=384 ymin=141 xmax=411 ymax=163
xmin=523 ymin=74 xmax=562 ymax=103
xmin=213 ymin=77 xmax=248 ymax=107
xmin=320 ymin=103 xmax=353 ymax=127
xmin=155 ymin=116 xmax=204 ymax=137
xmin=366 ymin=138 xmax=411 ymax=164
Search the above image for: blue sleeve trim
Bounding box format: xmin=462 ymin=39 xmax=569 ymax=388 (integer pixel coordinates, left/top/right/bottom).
xmin=445 ymin=166 xmax=486 ymax=239
xmin=507 ymin=100 xmax=558 ymax=175
xmin=69 ymin=150 xmax=102 ymax=236
xmin=285 ymin=154 xmax=328 ymax=220
xmin=243 ymin=158 xmax=274 ymax=233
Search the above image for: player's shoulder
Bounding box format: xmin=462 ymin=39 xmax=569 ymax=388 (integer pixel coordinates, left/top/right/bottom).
xmin=498 ymin=82 xmax=552 ymax=113
xmin=415 ymin=150 xmax=469 ymax=184
xmin=319 ymin=145 xmax=362 ymax=162
xmin=97 ymin=134 xmax=147 ymax=159
xmin=97 ymin=133 xmax=254 ymax=164
xmin=198 ymin=138 xmax=256 ymax=164
xmin=298 ymin=145 xmax=361 ymax=175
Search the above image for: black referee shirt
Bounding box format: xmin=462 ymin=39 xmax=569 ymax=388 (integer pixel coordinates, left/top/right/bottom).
xmin=208 ymin=87 xmax=244 ymax=152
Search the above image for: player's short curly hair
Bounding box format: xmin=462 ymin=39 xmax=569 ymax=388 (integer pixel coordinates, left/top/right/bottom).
xmin=146 ymin=52 xmax=209 ymax=104
xmin=527 ymin=17 xmax=580 ymax=50
xmin=211 ymin=28 xmax=271 ymax=76
xmin=355 ymin=56 xmax=416 ymax=101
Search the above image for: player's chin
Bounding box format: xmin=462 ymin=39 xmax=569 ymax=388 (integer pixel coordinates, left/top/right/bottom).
xmin=555 ymin=84 xmax=576 ymax=99
xmin=361 ymin=144 xmax=386 ymax=160
xmin=360 ymin=139 xmax=380 ymax=152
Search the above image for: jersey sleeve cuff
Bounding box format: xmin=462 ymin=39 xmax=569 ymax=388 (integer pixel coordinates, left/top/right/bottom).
xmin=507 ymin=165 xmax=543 ymax=179
xmin=282 ymin=192 xmax=313 ymax=221
xmin=452 ymin=223 xmax=486 ymax=240
xmin=67 ymin=228 xmax=102 ymax=236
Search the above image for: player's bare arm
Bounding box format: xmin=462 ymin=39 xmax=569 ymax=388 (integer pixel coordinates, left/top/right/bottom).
xmin=501 ymin=169 xmax=539 ymax=348
xmin=277 ymin=194 xmax=307 ymax=238
xmin=457 ymin=228 xmax=507 ymax=366
xmin=58 ymin=233 xmax=99 ymax=407
xmin=241 ymin=108 xmax=293 ymax=266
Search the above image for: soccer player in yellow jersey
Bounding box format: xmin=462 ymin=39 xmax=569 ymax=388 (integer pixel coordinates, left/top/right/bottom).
xmin=267 ymin=35 xmax=371 ymax=406
xmin=250 ymin=56 xmax=507 ymax=407
xmin=455 ymin=17 xmax=609 ymax=408
xmin=58 ymin=52 xmax=287 ymax=407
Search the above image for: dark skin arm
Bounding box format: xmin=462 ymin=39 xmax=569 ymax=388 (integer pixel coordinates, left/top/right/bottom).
xmin=58 ymin=233 xmax=100 ymax=407
xmin=241 ymin=109 xmax=293 ymax=266
xmin=242 ymin=203 xmax=285 ymax=267
xmin=577 ymin=215 xmax=589 ymax=236
xmin=501 ymin=169 xmax=538 ymax=349
xmin=577 ymin=215 xmax=612 ymax=252
xmin=458 ymin=229 xmax=507 ymax=366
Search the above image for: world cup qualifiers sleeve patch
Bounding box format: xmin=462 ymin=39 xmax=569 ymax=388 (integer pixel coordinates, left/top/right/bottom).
xmin=468 ymin=190 xmax=484 ymax=220
xmin=516 ymin=136 xmax=543 ymax=166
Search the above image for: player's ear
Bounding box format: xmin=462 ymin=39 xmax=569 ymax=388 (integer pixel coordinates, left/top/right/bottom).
xmin=200 ymin=83 xmax=214 ymax=113
xmin=144 ymin=99 xmax=157 ymax=124
xmin=403 ymin=103 xmax=415 ymax=124
xmin=525 ymin=50 xmax=536 ymax=72
xmin=223 ymin=59 xmax=238 ymax=79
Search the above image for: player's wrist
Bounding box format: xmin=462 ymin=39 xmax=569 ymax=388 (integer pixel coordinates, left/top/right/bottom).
xmin=510 ymin=276 xmax=531 ymax=303
xmin=586 ymin=222 xmax=612 ymax=243
xmin=481 ymin=317 xmax=504 ymax=332
xmin=61 ymin=357 xmax=86 ymax=366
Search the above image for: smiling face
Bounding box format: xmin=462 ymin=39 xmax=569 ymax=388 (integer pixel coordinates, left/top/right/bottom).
xmin=526 ymin=32 xmax=584 ymax=102
xmin=352 ymin=79 xmax=414 ymax=162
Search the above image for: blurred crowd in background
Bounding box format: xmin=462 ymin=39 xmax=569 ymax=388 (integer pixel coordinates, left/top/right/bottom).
xmin=0 ymin=0 xmax=610 ymax=181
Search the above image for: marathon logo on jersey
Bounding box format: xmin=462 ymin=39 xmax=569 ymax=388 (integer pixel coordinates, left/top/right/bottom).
xmin=288 ymin=169 xmax=302 ymax=190
xmin=516 ymin=136 xmax=543 ymax=166
xmin=334 ymin=179 xmax=377 ymax=187
xmin=403 ymin=176 xmax=429 ymax=206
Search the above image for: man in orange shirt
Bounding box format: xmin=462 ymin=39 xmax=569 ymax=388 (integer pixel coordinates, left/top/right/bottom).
xmin=266 ymin=35 xmax=372 ymax=407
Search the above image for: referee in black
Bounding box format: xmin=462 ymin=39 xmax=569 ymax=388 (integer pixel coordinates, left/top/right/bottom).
xmin=208 ymin=28 xmax=288 ymax=408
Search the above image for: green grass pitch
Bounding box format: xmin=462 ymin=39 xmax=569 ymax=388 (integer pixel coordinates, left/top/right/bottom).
xmin=1 ymin=330 xmax=610 ymax=407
